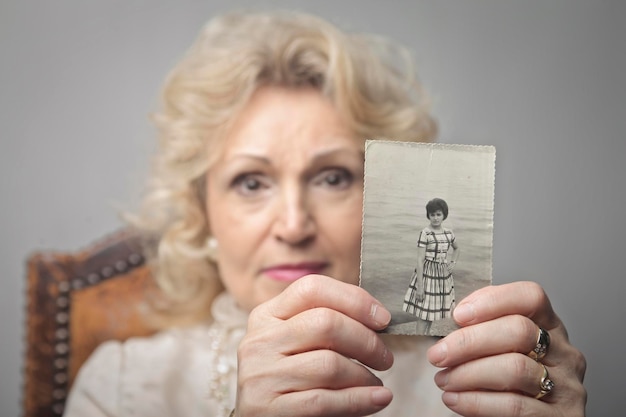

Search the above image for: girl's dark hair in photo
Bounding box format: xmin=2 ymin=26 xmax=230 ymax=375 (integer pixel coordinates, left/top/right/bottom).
xmin=425 ymin=198 xmax=449 ymax=220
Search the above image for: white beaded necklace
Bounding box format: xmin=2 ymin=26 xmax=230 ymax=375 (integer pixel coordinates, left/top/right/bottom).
xmin=206 ymin=322 xmax=237 ymax=417
xmin=206 ymin=291 xmax=250 ymax=417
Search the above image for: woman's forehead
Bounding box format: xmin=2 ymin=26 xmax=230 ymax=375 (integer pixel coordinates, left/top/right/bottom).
xmin=213 ymin=86 xmax=361 ymax=161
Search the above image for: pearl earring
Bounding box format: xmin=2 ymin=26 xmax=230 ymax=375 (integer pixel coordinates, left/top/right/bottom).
xmin=207 ymin=236 xmax=218 ymax=260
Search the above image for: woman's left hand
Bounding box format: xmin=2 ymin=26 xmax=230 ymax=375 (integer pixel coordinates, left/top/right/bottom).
xmin=427 ymin=281 xmax=587 ymax=417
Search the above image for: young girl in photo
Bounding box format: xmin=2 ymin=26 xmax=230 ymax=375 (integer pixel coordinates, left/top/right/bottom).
xmin=403 ymin=198 xmax=460 ymax=334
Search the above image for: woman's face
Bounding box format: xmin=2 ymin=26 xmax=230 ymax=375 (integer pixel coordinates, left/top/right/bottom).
xmin=206 ymin=86 xmax=364 ymax=311
xmin=428 ymin=210 xmax=445 ymax=228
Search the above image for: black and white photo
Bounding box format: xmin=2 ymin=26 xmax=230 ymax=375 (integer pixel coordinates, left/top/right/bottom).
xmin=360 ymin=140 xmax=495 ymax=336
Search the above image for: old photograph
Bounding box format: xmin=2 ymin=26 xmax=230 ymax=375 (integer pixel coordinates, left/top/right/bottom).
xmin=360 ymin=140 xmax=496 ymax=336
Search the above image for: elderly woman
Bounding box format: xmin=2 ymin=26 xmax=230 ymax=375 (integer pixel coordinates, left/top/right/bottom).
xmin=64 ymin=10 xmax=586 ymax=417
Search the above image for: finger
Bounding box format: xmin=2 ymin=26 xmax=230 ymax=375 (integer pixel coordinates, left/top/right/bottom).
xmin=431 ymin=294 xmax=577 ymax=370
xmin=452 ymin=282 xmax=561 ymax=330
xmin=438 ymin=391 xmax=551 ymax=417
xmin=277 ymin=307 xmax=393 ymax=371
xmin=273 ymin=350 xmax=384 ymax=393
xmin=428 ymin=315 xmax=538 ymax=367
xmin=434 ymin=353 xmax=550 ymax=397
xmin=275 ymin=386 xmax=393 ymax=417
xmin=252 ymin=275 xmax=391 ymax=330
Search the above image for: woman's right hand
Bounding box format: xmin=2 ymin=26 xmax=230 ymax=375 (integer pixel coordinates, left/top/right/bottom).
xmin=415 ymin=271 xmax=425 ymax=302
xmin=235 ymin=275 xmax=394 ymax=417
xmin=416 ymin=284 xmax=425 ymax=302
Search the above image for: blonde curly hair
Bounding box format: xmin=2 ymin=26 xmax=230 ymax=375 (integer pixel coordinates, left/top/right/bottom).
xmin=132 ymin=10 xmax=437 ymax=325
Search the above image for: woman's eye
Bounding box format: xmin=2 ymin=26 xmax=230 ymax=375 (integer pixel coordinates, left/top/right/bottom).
xmin=316 ymin=168 xmax=353 ymax=189
xmin=232 ymin=174 xmax=268 ymax=195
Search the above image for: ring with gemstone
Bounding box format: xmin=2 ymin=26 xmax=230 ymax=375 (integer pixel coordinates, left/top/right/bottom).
xmin=535 ymin=363 xmax=555 ymax=399
xmin=528 ymin=327 xmax=550 ymax=361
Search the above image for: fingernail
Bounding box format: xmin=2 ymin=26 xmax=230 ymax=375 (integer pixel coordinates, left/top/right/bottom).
xmin=442 ymin=392 xmax=458 ymax=406
xmin=434 ymin=370 xmax=449 ymax=388
xmin=454 ymin=302 xmax=475 ymax=323
xmin=380 ymin=345 xmax=394 ymax=368
xmin=428 ymin=341 xmax=447 ymax=365
xmin=371 ymin=387 xmax=393 ymax=406
xmin=371 ymin=303 xmax=391 ymax=327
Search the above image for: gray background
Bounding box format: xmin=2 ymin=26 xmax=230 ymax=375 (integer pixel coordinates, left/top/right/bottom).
xmin=1 ymin=1 xmax=623 ymax=416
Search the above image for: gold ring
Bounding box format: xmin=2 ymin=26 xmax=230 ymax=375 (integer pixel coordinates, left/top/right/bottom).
xmin=535 ymin=363 xmax=555 ymax=399
xmin=528 ymin=327 xmax=550 ymax=361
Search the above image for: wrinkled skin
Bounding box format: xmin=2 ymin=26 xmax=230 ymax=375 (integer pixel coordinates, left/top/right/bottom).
xmin=427 ymin=281 xmax=587 ymax=417
xmin=236 ymin=277 xmax=586 ymax=417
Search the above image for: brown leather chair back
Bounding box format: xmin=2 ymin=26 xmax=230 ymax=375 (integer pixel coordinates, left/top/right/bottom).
xmin=23 ymin=229 xmax=159 ymax=417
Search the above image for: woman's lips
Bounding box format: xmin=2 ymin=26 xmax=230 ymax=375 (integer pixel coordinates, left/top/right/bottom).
xmin=262 ymin=263 xmax=327 ymax=282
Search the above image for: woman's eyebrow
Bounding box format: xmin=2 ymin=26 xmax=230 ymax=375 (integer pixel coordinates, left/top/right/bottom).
xmin=225 ymin=147 xmax=364 ymax=164
xmin=223 ymin=152 xmax=272 ymax=165
xmin=310 ymin=147 xmax=365 ymax=162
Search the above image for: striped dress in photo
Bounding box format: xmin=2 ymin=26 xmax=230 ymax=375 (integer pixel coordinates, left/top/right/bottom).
xmin=402 ymin=227 xmax=456 ymax=320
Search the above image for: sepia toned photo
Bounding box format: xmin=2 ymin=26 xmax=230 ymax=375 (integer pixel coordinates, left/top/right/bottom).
xmin=360 ymin=140 xmax=496 ymax=336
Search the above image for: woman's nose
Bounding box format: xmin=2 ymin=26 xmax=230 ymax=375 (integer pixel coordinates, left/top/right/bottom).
xmin=272 ymin=186 xmax=315 ymax=245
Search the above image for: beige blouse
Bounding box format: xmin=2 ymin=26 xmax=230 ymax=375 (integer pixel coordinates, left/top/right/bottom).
xmin=64 ymin=293 xmax=458 ymax=417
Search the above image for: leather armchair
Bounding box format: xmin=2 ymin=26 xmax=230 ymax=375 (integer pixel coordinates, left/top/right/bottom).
xmin=23 ymin=229 xmax=159 ymax=417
